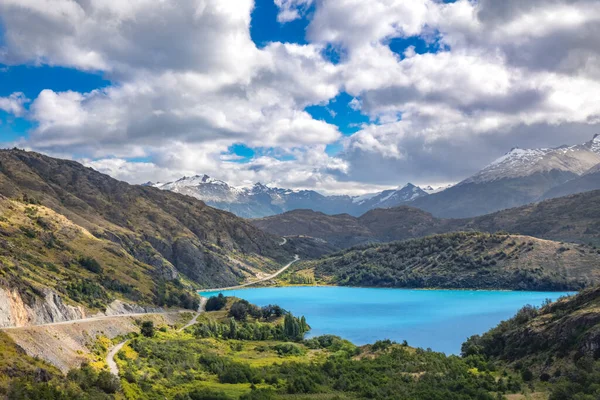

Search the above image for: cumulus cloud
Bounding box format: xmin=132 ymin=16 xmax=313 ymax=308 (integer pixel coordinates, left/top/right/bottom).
xmin=274 ymin=0 xmax=314 ymax=22
xmin=0 ymin=92 xmax=29 ymax=117
xmin=2 ymin=0 xmax=600 ymax=192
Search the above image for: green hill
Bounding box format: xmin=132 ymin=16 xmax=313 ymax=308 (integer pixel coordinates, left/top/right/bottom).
xmin=0 ymin=149 xmax=294 ymax=324
xmin=463 ymin=285 xmax=600 ymax=399
xmin=286 ymin=232 xmax=600 ymax=291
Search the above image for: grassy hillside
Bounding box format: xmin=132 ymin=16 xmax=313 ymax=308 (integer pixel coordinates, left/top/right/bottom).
xmin=285 ymin=232 xmax=600 ymax=290
xmin=0 ymin=149 xmax=297 ymax=321
xmin=0 ymin=331 xmax=121 ymax=399
xmin=463 ymin=286 xmax=600 ymax=399
xmin=0 ymin=195 xmax=172 ymax=313
xmin=253 ymin=190 xmax=600 ymax=249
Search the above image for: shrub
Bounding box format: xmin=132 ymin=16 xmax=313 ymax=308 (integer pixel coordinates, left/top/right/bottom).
xmin=78 ymin=256 xmax=103 ymax=274
xmin=206 ymin=293 xmax=227 ymax=311
xmin=141 ymin=321 xmax=155 ymax=338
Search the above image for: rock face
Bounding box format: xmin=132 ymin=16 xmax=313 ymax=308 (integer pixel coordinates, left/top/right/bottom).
xmin=0 ymin=287 xmax=85 ymax=328
xmin=104 ymin=300 xmax=164 ymax=316
xmin=0 ymin=285 xmax=170 ymax=328
xmin=4 ymin=312 xmax=184 ymax=372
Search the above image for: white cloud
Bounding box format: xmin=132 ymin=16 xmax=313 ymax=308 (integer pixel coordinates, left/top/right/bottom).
xmin=0 ymin=92 xmax=29 ymax=117
xmin=2 ymin=0 xmax=600 ymax=191
xmin=274 ymin=0 xmax=314 ymax=22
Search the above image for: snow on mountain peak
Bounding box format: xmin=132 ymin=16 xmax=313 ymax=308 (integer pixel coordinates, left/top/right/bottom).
xmin=589 ymin=134 xmax=600 ymax=154
xmin=464 ymin=136 xmax=600 ymax=184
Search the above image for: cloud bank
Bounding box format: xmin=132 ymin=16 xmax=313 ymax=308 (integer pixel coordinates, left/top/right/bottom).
xmin=1 ymin=0 xmax=599 ymax=193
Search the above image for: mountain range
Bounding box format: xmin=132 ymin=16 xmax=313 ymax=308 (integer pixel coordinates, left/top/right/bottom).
xmin=149 ymin=177 xmax=429 ymax=218
xmin=410 ymin=134 xmax=600 ymax=217
xmin=150 ymin=135 xmax=600 ymax=219
xmin=253 ymin=188 xmax=600 ymax=248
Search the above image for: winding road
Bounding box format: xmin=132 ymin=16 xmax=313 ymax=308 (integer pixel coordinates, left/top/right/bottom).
xmin=106 ymin=341 xmax=126 ymax=376
xmin=3 ymin=252 xmax=299 ymax=377
xmin=106 ymin=297 xmax=209 ymax=376
xmin=104 ymin=252 xmax=299 ymax=377
xmin=201 ymin=254 xmax=299 ymax=293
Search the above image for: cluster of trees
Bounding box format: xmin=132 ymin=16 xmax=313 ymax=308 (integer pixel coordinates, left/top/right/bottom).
xmin=121 ymin=332 xmax=515 ymax=400
xmin=310 ymin=232 xmax=583 ymax=290
xmin=224 ymin=299 xmax=285 ymax=322
xmin=65 ymin=278 xmax=109 ymax=309
xmin=205 ymin=293 xmax=227 ymax=311
xmin=154 ymin=281 xmax=200 ymax=310
xmin=191 ymin=313 xmax=308 ymax=342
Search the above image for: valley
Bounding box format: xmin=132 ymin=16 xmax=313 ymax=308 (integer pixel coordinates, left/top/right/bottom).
xmin=3 ymin=1 xmax=600 ymax=398
xmin=1 ymin=150 xmax=600 ymax=400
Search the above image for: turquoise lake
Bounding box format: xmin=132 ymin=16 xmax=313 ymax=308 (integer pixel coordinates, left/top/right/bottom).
xmin=199 ymin=286 xmax=573 ymax=354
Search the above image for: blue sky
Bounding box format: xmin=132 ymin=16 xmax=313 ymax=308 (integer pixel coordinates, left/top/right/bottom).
xmin=1 ymin=0 xmax=597 ymax=193
xmin=0 ymin=0 xmax=437 ymax=159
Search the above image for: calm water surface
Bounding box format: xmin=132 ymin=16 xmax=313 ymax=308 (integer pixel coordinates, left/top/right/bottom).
xmin=199 ymin=286 xmax=572 ymax=354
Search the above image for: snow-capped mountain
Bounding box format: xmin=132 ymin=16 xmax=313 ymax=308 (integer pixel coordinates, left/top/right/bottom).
xmin=420 ymin=184 xmax=453 ymax=194
xmin=409 ymin=134 xmax=600 ymax=218
xmin=352 ymin=184 xmax=428 ymax=211
xmin=152 ymin=177 xmax=429 ymax=218
xmin=463 ymin=141 xmax=600 ymax=184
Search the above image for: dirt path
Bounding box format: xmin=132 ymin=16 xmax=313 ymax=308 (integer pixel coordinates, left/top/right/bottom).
xmin=0 ymin=311 xmax=183 ymax=331
xmin=204 ymin=254 xmax=299 ymax=292
xmin=106 ymin=297 xmax=208 ymax=376
xmin=106 ymin=341 xmax=126 ymax=376
xmin=178 ymin=297 xmax=207 ymax=332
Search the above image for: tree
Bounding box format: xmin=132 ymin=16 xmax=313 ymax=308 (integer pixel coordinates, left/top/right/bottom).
xmin=141 ymin=321 xmax=155 ymax=338
xmin=229 ymin=302 xmax=248 ymax=321
xmin=206 ymin=293 xmax=227 ymax=311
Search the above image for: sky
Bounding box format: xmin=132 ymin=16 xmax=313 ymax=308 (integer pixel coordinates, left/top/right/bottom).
xmin=1 ymin=0 xmax=600 ymax=194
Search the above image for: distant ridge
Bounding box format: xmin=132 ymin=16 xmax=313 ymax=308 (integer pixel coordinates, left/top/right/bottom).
xmin=253 ymin=189 xmax=600 ymax=248
xmin=152 ymin=176 xmax=429 ymax=218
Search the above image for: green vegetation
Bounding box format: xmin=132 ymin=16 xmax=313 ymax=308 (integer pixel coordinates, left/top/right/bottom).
xmin=463 ymin=286 xmax=600 ymax=400
xmin=0 ymin=332 xmax=120 ymax=399
xmin=291 ymin=232 xmax=600 ymax=290
xmin=0 ymin=149 xmax=294 ymax=318
xmin=112 ymin=298 xmax=512 ymax=400
xmin=206 ymin=293 xmax=228 ymax=311
xmin=6 ymin=290 xmax=600 ymax=399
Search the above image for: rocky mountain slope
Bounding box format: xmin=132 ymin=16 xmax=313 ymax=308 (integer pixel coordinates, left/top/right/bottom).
xmin=288 ymin=232 xmax=600 ymax=291
xmin=540 ymin=162 xmax=600 ymax=200
xmin=0 ymin=149 xmax=294 ymax=327
xmin=253 ymin=189 xmax=600 ymax=248
xmin=408 ymin=135 xmax=600 ymax=217
xmin=152 ymin=176 xmax=429 ymax=218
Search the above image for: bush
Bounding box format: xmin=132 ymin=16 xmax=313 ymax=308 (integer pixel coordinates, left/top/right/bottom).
xmin=141 ymin=321 xmax=155 ymax=338
xmin=229 ymin=301 xmax=249 ymax=321
xmin=272 ymin=343 xmax=305 ymax=356
xmin=175 ymin=388 xmax=231 ymax=400
xmin=206 ymin=293 xmax=228 ymax=311
xmin=96 ymin=370 xmax=121 ymax=394
xmin=78 ymin=256 xmax=103 ymax=274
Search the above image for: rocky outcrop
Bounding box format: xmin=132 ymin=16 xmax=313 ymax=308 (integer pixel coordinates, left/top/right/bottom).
xmin=0 ymin=287 xmax=168 ymax=328
xmin=0 ymin=287 xmax=85 ymax=328
xmin=104 ymin=300 xmax=164 ymax=316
